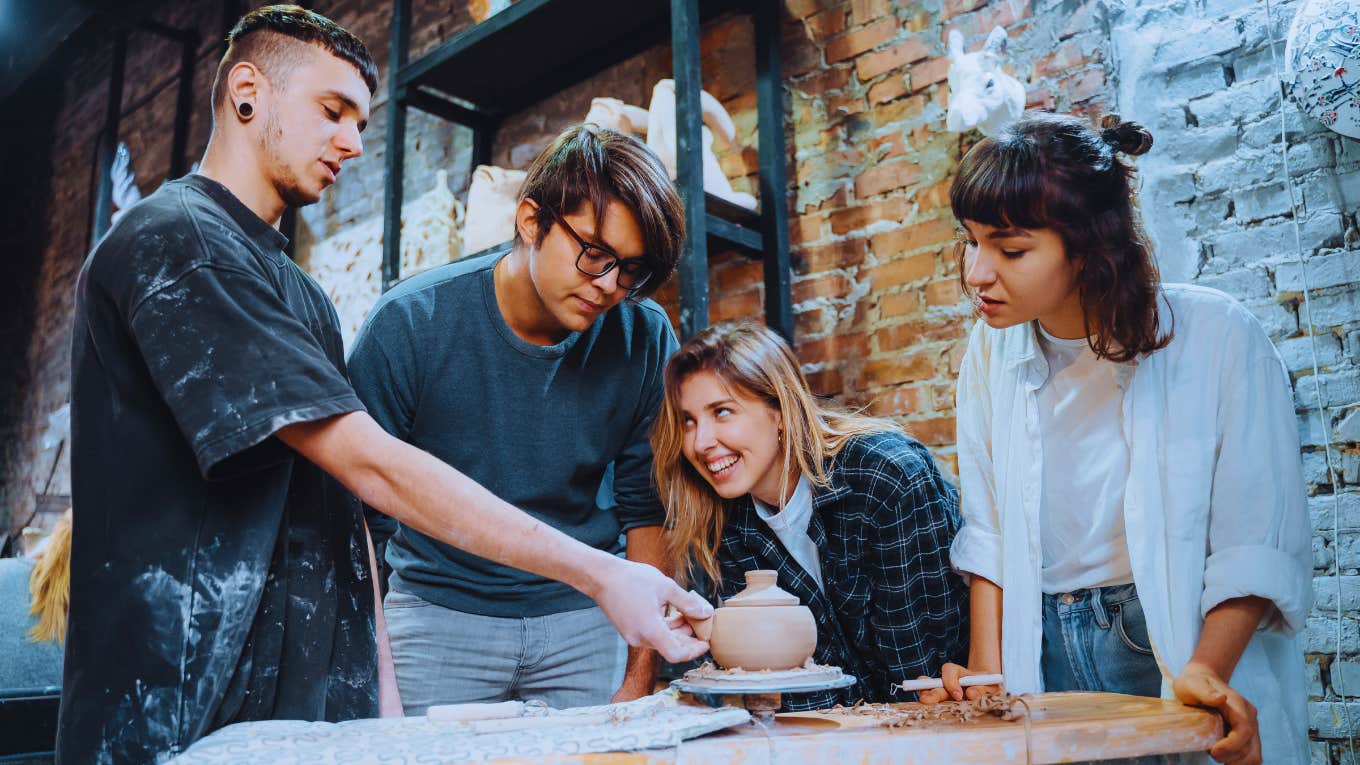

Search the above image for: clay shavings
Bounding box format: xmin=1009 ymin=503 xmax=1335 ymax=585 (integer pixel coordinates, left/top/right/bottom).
xmin=830 ymin=693 xmax=1035 ymax=765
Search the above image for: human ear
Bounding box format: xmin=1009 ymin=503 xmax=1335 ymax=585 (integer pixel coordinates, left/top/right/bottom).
xmin=514 ymin=198 xmax=542 ymax=245
xmin=227 ymin=62 xmax=264 ymax=122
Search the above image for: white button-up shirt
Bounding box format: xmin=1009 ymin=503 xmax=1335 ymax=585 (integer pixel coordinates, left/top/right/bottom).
xmin=951 ymin=284 xmax=1311 ymax=763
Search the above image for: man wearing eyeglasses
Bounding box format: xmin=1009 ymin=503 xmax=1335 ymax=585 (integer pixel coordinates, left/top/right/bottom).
xmin=347 ymin=124 xmax=686 ymax=714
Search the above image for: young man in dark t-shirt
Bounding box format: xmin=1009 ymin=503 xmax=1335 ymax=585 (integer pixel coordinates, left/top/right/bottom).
xmin=349 ymin=125 xmax=683 ymax=714
xmin=61 ymin=7 xmax=709 ymax=764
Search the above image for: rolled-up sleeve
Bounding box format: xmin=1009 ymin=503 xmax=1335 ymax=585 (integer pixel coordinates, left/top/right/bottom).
xmin=1201 ymin=334 xmax=1312 ymax=635
xmin=951 ymin=323 xmax=1004 ymax=587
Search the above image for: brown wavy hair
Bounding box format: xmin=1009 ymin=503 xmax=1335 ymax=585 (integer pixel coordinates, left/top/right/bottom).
xmin=517 ymin=124 xmax=685 ymax=298
xmin=652 ymin=322 xmax=897 ymax=588
xmin=950 ymin=112 xmax=1172 ymax=362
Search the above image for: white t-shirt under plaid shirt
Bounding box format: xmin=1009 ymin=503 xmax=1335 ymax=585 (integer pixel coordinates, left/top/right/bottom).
xmin=753 ymin=475 xmax=825 ymax=592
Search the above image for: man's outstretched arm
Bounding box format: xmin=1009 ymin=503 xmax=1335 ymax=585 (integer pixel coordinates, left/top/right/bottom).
xmin=277 ymin=411 xmax=711 ymax=662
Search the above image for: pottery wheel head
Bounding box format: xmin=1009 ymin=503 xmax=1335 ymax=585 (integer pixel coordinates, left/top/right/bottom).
xmin=675 ymin=661 xmax=856 ymax=695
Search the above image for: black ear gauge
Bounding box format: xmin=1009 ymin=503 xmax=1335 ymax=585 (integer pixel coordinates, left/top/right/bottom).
xmin=238 ymin=102 xmax=254 ymax=119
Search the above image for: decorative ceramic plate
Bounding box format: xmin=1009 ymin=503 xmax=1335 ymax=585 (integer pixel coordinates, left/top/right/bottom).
xmin=1286 ymin=0 xmax=1360 ymax=138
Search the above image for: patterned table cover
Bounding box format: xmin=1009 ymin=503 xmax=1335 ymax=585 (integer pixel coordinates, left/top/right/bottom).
xmin=169 ymin=691 xmax=749 ymax=765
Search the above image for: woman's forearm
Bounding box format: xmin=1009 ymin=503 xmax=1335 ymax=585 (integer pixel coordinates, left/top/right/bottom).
xmin=1186 ymin=596 xmax=1270 ymax=680
xmin=968 ymin=575 xmax=1003 ymax=670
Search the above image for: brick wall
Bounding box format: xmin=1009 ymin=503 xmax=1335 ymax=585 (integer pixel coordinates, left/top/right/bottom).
xmin=766 ymin=0 xmax=1117 ymax=478
xmin=1110 ymin=0 xmax=1360 ymax=759
xmin=2 ymin=1 xmax=1356 ymax=757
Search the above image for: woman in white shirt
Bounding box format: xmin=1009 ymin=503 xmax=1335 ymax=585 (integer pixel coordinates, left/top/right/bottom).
xmin=921 ymin=112 xmax=1310 ymax=765
xmin=651 ymin=322 xmax=968 ymax=709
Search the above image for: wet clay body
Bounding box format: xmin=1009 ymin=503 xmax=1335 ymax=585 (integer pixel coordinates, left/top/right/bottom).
xmin=690 ymin=570 xmax=817 ymax=670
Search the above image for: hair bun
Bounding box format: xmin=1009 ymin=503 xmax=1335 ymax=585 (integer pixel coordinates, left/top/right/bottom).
xmin=1099 ymin=114 xmax=1154 ymax=156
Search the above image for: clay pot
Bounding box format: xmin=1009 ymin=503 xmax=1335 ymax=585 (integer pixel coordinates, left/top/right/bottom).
xmin=689 ymin=570 xmax=817 ymax=671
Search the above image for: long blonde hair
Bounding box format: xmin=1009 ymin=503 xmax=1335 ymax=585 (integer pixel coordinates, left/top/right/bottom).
xmin=28 ymin=509 xmax=73 ymax=644
xmin=652 ymin=322 xmax=898 ymax=588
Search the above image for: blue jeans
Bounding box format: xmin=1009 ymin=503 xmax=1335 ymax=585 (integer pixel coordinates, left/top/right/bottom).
xmin=1042 ymin=583 xmax=1166 ymax=765
xmin=383 ymin=589 xmax=627 ymax=716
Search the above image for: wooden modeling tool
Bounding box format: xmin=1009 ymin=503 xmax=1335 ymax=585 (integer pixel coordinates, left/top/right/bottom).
xmin=895 ymin=674 xmax=1006 ymax=693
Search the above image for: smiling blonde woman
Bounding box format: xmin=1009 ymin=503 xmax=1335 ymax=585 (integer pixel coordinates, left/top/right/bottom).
xmin=652 ymin=321 xmax=968 ymax=710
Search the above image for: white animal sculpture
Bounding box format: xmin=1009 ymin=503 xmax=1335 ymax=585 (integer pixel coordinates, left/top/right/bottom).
xmin=645 ymin=79 xmax=758 ymax=211
xmin=462 ymin=164 xmax=527 ymax=254
xmin=946 ymin=26 xmax=1025 ymax=137
xmin=110 ymin=142 xmax=142 ymax=225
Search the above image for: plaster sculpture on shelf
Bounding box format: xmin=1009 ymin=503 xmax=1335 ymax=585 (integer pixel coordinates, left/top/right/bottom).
xmin=303 ymin=170 xmax=463 ymax=350
xmin=644 ymin=79 xmax=758 ymax=211
xmin=462 ymin=164 xmax=527 ymax=255
xmin=584 ymin=97 xmax=651 ymax=136
xmin=110 ymin=142 xmax=142 ymax=226
xmin=469 ymin=0 xmax=514 ymax=24
xmin=945 ymin=26 xmax=1026 ymax=137
xmin=405 ymin=169 xmax=465 ymax=268
xmin=1285 ymin=0 xmax=1360 ymax=139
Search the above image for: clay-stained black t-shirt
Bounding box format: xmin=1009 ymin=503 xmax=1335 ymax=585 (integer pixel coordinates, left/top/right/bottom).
xmin=60 ymin=175 xmax=377 ymax=765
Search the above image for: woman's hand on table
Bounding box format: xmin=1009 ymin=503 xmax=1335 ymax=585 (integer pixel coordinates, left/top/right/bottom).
xmin=1173 ymin=662 xmax=1261 ymax=765
xmin=916 ymin=663 xmax=1005 ymax=704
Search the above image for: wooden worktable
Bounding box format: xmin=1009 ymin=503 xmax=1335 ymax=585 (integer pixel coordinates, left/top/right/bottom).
xmin=490 ymin=692 xmax=1222 ymax=765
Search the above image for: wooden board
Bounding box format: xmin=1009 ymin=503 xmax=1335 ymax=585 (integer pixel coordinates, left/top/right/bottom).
xmin=488 ymin=692 xmax=1222 ymax=765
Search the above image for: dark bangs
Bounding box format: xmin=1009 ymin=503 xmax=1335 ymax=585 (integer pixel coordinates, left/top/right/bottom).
xmin=949 ymin=133 xmax=1053 ymax=232
xmin=946 ymin=112 xmax=1172 ymax=362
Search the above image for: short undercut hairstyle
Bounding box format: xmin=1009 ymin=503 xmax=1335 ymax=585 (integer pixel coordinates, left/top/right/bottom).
xmin=211 ymin=4 xmax=379 ymax=115
xmin=517 ymin=124 xmax=686 ymax=298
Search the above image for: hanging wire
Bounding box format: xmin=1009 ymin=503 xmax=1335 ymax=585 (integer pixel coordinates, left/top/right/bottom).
xmin=1263 ymin=0 xmax=1358 ymax=760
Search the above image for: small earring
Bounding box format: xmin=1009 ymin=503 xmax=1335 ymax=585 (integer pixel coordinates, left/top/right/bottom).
xmin=237 ymin=102 xmax=253 ymax=119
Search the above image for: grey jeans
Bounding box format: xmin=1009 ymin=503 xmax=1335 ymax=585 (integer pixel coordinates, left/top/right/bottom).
xmin=383 ymin=589 xmax=627 ymax=716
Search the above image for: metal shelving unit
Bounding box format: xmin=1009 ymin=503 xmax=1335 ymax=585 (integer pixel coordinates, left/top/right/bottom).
xmin=382 ymin=0 xmax=793 ymax=340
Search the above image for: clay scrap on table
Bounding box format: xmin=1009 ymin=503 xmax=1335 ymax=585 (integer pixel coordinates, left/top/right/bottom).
xmin=831 ymin=693 xmax=1028 ymax=727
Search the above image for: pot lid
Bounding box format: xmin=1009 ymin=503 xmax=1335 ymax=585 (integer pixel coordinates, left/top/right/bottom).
xmin=722 ymin=569 xmax=800 ymax=607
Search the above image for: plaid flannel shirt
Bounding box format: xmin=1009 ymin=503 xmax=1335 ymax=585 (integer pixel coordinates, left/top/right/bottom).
xmin=713 ymin=431 xmax=969 ymax=710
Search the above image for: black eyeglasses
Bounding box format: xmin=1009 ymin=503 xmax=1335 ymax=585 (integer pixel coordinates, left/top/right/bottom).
xmin=547 ymin=208 xmax=652 ymax=293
